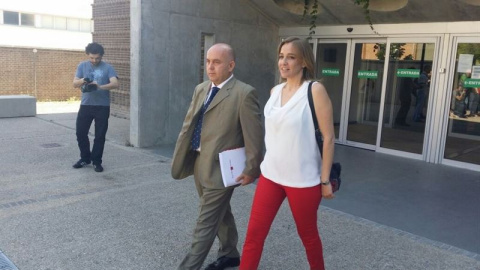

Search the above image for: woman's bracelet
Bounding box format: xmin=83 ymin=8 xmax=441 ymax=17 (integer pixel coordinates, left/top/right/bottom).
xmin=320 ymin=180 xmax=330 ymax=185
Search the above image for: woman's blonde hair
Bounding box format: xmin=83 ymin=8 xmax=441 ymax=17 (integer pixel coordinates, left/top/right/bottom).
xmin=278 ymin=37 xmax=316 ymax=81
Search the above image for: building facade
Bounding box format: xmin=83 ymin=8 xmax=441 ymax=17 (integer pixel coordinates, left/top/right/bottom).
xmin=281 ymin=22 xmax=480 ymax=171
xmin=93 ymin=0 xmax=480 ymax=171
xmin=0 ymin=0 xmax=93 ymax=101
xmin=127 ymin=0 xmax=278 ymax=147
xmin=92 ymin=0 xmax=130 ymax=118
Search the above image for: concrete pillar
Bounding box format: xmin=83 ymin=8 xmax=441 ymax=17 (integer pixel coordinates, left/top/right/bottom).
xmin=130 ymin=0 xmax=278 ymax=148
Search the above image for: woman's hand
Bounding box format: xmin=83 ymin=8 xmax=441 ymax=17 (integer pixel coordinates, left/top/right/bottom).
xmin=321 ymin=184 xmax=335 ymax=199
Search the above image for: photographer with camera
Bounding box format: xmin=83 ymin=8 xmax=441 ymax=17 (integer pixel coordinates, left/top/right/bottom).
xmin=72 ymin=42 xmax=118 ymax=172
xmin=81 ymin=77 xmax=96 ymax=93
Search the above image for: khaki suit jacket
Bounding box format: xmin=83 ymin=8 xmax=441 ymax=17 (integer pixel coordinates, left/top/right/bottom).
xmin=171 ymin=77 xmax=263 ymax=189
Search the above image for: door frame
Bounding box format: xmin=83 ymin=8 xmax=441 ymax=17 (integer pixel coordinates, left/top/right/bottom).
xmin=312 ymin=39 xmax=353 ymax=143
xmin=343 ymin=38 xmax=387 ymax=151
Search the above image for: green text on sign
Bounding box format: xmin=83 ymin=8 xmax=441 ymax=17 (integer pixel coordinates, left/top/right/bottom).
xmin=397 ymin=69 xmax=420 ymax=78
xmin=358 ymin=70 xmax=378 ymax=79
xmin=322 ymin=68 xmax=340 ymax=76
xmin=464 ymin=79 xmax=480 ymax=87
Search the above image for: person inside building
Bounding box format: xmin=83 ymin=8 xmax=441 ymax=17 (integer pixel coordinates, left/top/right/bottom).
xmin=171 ymin=43 xmax=263 ymax=270
xmin=470 ymin=86 xmax=480 ymax=117
xmin=453 ymin=83 xmax=468 ymax=118
xmin=463 ymin=70 xmax=479 ymax=117
xmin=72 ymin=42 xmax=119 ymax=172
xmin=395 ymin=67 xmax=419 ymax=127
xmin=239 ymin=37 xmax=335 ymax=270
xmin=413 ymin=65 xmax=431 ymax=122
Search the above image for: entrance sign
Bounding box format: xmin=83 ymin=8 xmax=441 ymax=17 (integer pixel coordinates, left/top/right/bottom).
xmin=358 ymin=70 xmax=378 ymax=79
xmin=322 ymin=68 xmax=340 ymax=76
xmin=464 ymin=79 xmax=480 ymax=87
xmin=397 ymin=69 xmax=420 ymax=78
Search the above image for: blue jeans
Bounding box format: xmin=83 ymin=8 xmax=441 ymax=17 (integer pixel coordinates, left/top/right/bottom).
xmin=454 ymin=99 xmax=466 ymax=116
xmin=76 ymin=105 xmax=110 ymax=165
xmin=413 ymin=89 xmax=425 ymax=121
xmin=469 ymin=91 xmax=479 ymax=115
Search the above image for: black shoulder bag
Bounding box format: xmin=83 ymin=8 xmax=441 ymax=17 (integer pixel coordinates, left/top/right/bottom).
xmin=307 ymin=81 xmax=342 ymax=193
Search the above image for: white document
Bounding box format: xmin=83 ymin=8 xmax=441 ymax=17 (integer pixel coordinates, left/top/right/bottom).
xmin=472 ymin=65 xmax=480 ymax=79
xmin=219 ymin=147 xmax=246 ymax=187
xmin=458 ymin=54 xmax=474 ymax=73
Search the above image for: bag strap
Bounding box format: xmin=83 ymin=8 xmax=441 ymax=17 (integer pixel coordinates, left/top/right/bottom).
xmin=307 ymin=81 xmax=324 ymax=157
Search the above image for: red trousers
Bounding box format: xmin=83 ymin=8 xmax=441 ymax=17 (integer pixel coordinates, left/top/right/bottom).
xmin=240 ymin=175 xmax=325 ymax=270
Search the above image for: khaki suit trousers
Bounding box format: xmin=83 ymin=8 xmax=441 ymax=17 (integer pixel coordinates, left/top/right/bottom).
xmin=178 ymin=154 xmax=239 ymax=270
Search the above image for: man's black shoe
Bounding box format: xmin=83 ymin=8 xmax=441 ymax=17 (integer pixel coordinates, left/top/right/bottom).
xmin=93 ymin=164 xmax=104 ymax=172
xmin=73 ymin=159 xmax=90 ymax=168
xmin=204 ymin=256 xmax=240 ymax=270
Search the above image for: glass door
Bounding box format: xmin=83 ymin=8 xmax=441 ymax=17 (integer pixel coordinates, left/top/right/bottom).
xmin=315 ymin=41 xmax=349 ymax=140
xmin=379 ymin=40 xmax=436 ymax=155
xmin=345 ymin=41 xmax=386 ymax=148
xmin=443 ymin=37 xmax=480 ymax=166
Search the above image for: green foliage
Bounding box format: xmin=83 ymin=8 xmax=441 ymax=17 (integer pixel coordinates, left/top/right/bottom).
xmin=66 ymin=96 xmax=80 ymax=103
xmin=303 ymin=0 xmax=319 ymax=38
xmin=374 ymin=43 xmax=407 ymax=60
xmin=457 ymin=43 xmax=480 ymax=64
xmin=389 ymin=43 xmax=407 ymax=60
xmin=304 ymin=0 xmax=375 ymax=38
xmin=354 ymin=0 xmax=377 ymax=34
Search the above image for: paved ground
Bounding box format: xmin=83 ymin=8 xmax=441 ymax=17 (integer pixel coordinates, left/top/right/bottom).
xmin=0 ymin=103 xmax=479 ymax=270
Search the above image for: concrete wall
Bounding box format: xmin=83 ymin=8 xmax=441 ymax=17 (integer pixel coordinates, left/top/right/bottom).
xmin=130 ymin=0 xmax=279 ymax=147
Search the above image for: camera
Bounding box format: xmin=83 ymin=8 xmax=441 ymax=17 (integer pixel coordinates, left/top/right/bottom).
xmin=347 ymin=27 xmax=353 ymax=33
xmin=81 ymin=77 xmax=97 ymax=93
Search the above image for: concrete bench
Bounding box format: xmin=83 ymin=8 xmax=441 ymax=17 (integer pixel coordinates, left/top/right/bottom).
xmin=0 ymin=95 xmax=36 ymax=118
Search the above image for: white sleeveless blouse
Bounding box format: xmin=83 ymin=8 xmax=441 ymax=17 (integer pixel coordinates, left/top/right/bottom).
xmin=260 ymin=81 xmax=322 ymax=188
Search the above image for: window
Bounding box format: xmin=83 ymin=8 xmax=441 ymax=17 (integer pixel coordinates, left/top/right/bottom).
xmin=2 ymin=11 xmax=91 ymax=32
xmin=67 ymin=18 xmax=79 ymax=31
xmin=54 ymin=17 xmax=66 ymax=30
xmin=41 ymin=15 xmax=54 ymax=28
xmin=21 ymin=13 xmax=35 ymax=26
xmin=444 ymin=42 xmax=480 ymax=165
xmin=3 ymin=11 xmax=19 ymax=25
xmin=80 ymin=19 xmax=91 ymax=32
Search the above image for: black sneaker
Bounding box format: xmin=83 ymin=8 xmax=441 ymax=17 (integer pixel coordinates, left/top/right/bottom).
xmin=93 ymin=164 xmax=104 ymax=172
xmin=73 ymin=159 xmax=90 ymax=168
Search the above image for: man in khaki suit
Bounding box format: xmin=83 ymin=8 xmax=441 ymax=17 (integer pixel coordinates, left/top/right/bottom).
xmin=171 ymin=43 xmax=263 ymax=270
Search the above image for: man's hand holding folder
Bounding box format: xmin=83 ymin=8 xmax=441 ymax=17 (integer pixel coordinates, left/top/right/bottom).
xmin=218 ymin=147 xmax=255 ymax=187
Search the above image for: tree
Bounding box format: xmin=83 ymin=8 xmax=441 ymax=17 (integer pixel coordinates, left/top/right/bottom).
xmin=457 ymin=43 xmax=480 ymax=64
xmin=374 ymin=43 xmax=408 ymax=60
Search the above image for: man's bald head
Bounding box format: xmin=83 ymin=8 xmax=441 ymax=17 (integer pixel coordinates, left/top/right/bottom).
xmin=208 ymin=43 xmax=235 ymax=62
xmin=206 ymin=43 xmax=236 ymax=85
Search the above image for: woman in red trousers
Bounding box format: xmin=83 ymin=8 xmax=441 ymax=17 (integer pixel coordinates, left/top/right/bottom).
xmin=240 ymin=37 xmax=335 ymax=270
